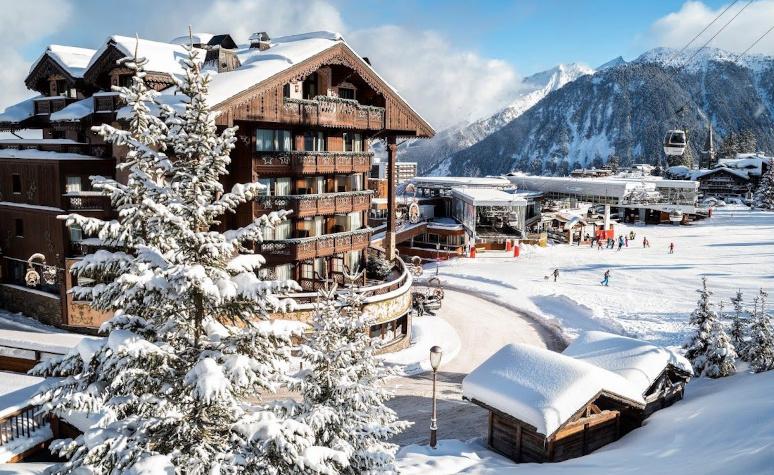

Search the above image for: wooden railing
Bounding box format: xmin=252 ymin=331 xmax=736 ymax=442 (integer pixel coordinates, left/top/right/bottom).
xmin=258 ymin=228 xmax=373 ymax=262
xmin=93 ymin=92 xmax=122 ymax=114
xmin=63 ymin=193 xmax=111 ymax=211
xmin=0 ymin=406 xmax=51 ymax=454
xmin=255 ymin=190 xmax=372 ymax=217
xmin=33 ymin=96 xmax=76 ymax=116
xmin=253 ymin=151 xmax=372 ymax=175
xmin=282 ymin=96 xmax=385 ymax=130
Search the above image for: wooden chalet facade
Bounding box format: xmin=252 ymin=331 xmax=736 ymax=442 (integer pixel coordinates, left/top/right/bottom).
xmin=0 ymin=31 xmax=433 ymax=351
xmin=463 ymin=333 xmax=692 ymax=463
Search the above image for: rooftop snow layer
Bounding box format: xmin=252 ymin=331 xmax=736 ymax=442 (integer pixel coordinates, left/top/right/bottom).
xmin=0 ymin=96 xmax=40 ymax=124
xmin=0 ymin=149 xmax=107 ymax=161
xmin=562 ymin=331 xmax=692 ymax=396
xmin=87 ymin=35 xmax=205 ymax=77
xmin=462 ymin=344 xmax=644 ymax=436
xmin=411 ymin=176 xmax=513 ymax=188
xmin=508 ymin=175 xmax=648 ymax=199
xmin=50 ymin=97 xmax=93 ymax=122
xmin=29 ymin=45 xmax=96 ymax=78
xmin=169 ymin=32 xmax=215 ymax=46
xmin=451 ymin=187 xmax=527 ymax=206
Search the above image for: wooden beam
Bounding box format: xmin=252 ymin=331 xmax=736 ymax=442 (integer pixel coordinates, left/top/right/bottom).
xmin=385 ymin=135 xmax=397 ymax=260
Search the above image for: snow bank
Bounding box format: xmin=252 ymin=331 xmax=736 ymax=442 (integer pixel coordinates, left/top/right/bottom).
xmin=0 ymin=372 xmax=47 ymax=419
xmin=563 ymin=331 xmax=692 ymax=395
xmin=379 ymin=317 xmax=461 ymax=376
xmin=462 ymin=344 xmax=643 ymax=436
xmin=0 ymin=426 xmax=53 ymax=463
xmin=0 ymin=462 xmax=54 ymax=474
xmin=399 ymin=370 xmax=774 ymax=474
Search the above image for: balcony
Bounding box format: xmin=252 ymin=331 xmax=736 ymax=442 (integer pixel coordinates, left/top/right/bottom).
xmin=258 ymin=228 xmax=372 ymax=263
xmin=63 ymin=192 xmax=111 ymax=211
xmin=93 ymin=92 xmax=123 ymax=115
xmin=281 ymin=96 xmax=385 ymax=130
xmin=253 ymin=151 xmax=372 ymax=176
xmin=255 ymin=190 xmax=372 ymax=218
xmin=0 ymin=140 xmax=112 ymax=158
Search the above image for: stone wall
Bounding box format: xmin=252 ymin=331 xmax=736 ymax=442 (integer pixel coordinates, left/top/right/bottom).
xmin=0 ymin=284 xmax=63 ymax=326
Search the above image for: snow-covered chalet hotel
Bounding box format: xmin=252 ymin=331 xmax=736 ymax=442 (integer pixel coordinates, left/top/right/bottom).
xmin=0 ymin=31 xmax=434 ymax=352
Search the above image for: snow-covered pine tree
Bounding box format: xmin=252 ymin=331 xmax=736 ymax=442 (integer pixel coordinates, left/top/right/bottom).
xmin=292 ymin=283 xmax=410 ymax=474
xmin=684 ymin=277 xmax=718 ymax=374
xmin=747 ymin=289 xmax=774 ymax=373
xmin=754 ymin=160 xmax=774 ymax=210
xmin=729 ymin=289 xmax=749 ymax=360
xmin=31 ymin=45 xmax=342 ymax=474
xmin=703 ymin=302 xmax=737 ymax=378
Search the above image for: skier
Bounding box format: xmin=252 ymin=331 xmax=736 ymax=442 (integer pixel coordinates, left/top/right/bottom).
xmin=618 ymin=235 xmax=624 ymax=251
xmin=643 ymin=236 xmax=650 ymax=248
xmin=553 ymin=268 xmax=560 ymax=282
xmin=597 ymin=239 xmax=603 ymax=251
xmin=669 ymin=242 xmax=675 ymax=254
xmin=601 ymin=269 xmax=611 ymax=286
xmin=625 ymin=236 xmax=629 ymax=247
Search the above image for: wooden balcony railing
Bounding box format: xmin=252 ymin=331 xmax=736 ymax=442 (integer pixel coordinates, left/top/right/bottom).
xmin=255 ymin=190 xmax=372 ymax=218
xmin=258 ymin=228 xmax=372 ymax=262
xmin=253 ymin=151 xmax=372 ymax=176
xmin=0 ymin=405 xmax=52 ymax=455
xmin=93 ymin=92 xmax=122 ymax=114
xmin=63 ymin=193 xmax=111 ymax=211
xmin=282 ymin=96 xmax=385 ymax=130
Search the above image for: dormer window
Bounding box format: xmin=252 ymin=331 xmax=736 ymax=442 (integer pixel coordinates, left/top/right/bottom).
xmin=338 ymin=87 xmax=355 ymax=100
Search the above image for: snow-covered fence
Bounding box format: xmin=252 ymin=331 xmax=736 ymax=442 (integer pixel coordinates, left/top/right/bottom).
xmin=0 ymin=405 xmax=53 ymax=462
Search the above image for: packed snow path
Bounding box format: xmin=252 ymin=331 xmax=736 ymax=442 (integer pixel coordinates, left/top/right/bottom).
xmin=387 ymin=290 xmax=556 ymax=445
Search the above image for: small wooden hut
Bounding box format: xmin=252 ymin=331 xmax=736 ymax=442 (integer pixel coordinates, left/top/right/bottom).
xmin=462 ymin=335 xmax=692 ymax=463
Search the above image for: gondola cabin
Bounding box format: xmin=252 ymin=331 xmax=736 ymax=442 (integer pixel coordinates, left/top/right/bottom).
xmin=663 ymin=129 xmax=687 ymax=156
xmin=462 ymin=333 xmax=692 ymax=463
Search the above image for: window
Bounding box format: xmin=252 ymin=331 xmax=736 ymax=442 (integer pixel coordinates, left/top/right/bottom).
xmin=303 ymin=131 xmax=325 ymax=152
xmin=69 ymin=225 xmax=83 ymax=243
xmin=255 ymin=129 xmax=292 ymax=152
xmin=15 ymin=219 xmax=23 ymax=237
xmin=282 ymin=83 xmax=291 ymax=98
xmin=274 ymin=264 xmax=293 ymax=281
xmin=12 ymin=174 xmax=21 ymax=194
xmin=118 ymin=75 xmax=133 ymax=88
xmin=301 ymin=261 xmax=315 ymax=279
xmin=55 ymin=79 xmax=68 ymax=97
xmin=335 ymin=174 xmax=349 ymax=192
xmin=338 ymin=87 xmax=355 ymax=100
xmin=345 ymin=250 xmax=362 ymax=273
xmin=350 ymin=174 xmax=363 ymax=191
xmin=331 ymin=255 xmax=344 ymax=273
xmin=65 ymin=176 xmax=82 ymax=193
xmin=343 ymin=132 xmax=362 ymax=152
xmin=302 ymin=73 xmax=318 ymax=99
xmin=275 ymin=177 xmax=291 ymax=195
xmin=258 ymin=178 xmax=274 ymax=196
xmin=273 ymin=221 xmax=291 ymax=240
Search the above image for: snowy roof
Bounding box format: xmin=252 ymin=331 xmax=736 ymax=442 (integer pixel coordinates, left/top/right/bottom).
xmin=170 ymin=33 xmax=215 ymax=46
xmin=28 ymin=45 xmax=96 ymax=78
xmin=507 ymin=175 xmax=648 ymax=199
xmin=87 ymin=35 xmax=205 ymax=78
xmin=451 ymin=187 xmax=527 ymax=207
xmin=205 ymin=31 xmax=345 ymax=107
xmin=562 ymin=331 xmax=692 ymax=397
xmin=462 ymin=344 xmax=645 ymax=436
xmin=0 ymin=149 xmax=107 ymax=161
xmin=0 ymin=95 xmax=40 ymax=124
xmin=50 ymin=97 xmax=94 ymax=122
xmin=411 ymin=176 xmax=512 ymax=189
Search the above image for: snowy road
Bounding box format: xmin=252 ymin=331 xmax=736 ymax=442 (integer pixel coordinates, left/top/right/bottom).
xmin=387 ymin=289 xmax=555 ymax=445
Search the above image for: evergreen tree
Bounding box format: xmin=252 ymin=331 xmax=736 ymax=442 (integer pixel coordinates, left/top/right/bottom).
xmin=703 ymin=302 xmax=737 ymax=378
xmin=753 ymin=161 xmax=774 ymax=210
xmin=747 ymin=289 xmax=774 ymax=373
xmin=739 ymin=129 xmax=758 ymax=154
xmin=31 ymin=46 xmax=341 ymax=474
xmin=718 ymin=131 xmax=740 ymax=158
xmin=729 ymin=289 xmax=749 ymax=360
xmin=293 ymin=284 xmax=410 ymax=474
xmin=684 ymin=278 xmax=718 ymax=374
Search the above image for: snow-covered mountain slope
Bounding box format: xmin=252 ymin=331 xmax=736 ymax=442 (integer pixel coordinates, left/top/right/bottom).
xmin=443 ymin=47 xmax=774 ymax=177
xmin=396 ymin=63 xmax=593 ymax=175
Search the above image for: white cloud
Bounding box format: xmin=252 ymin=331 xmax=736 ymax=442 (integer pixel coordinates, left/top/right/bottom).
xmin=347 ymin=26 xmax=521 ymax=129
xmin=0 ymin=0 xmax=73 ymax=107
xmin=647 ymin=1 xmax=774 ymax=56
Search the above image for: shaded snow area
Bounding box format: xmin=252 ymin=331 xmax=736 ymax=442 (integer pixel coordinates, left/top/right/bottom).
xmin=397 ymin=370 xmax=774 ymax=474
xmin=0 ymin=463 xmax=53 ymax=474
xmin=379 ymin=316 xmax=461 ymax=376
xmin=433 ymin=207 xmax=774 ymax=347
xmin=0 ymin=372 xmax=48 ymax=419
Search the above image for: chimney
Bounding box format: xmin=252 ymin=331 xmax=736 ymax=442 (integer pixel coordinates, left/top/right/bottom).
xmin=204 ymin=47 xmax=241 ymax=73
xmin=249 ymin=32 xmax=271 ymax=51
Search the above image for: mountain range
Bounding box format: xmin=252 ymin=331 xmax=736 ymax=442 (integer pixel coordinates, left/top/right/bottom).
xmin=405 ymin=47 xmax=774 ymax=177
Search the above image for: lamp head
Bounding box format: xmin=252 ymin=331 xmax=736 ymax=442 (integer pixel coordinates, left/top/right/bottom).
xmin=430 ymin=345 xmax=443 ymax=371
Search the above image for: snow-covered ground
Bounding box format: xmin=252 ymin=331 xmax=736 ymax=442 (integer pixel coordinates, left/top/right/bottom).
xmin=396 ymin=369 xmax=774 ymax=474
xmin=434 ymin=207 xmax=774 ymax=346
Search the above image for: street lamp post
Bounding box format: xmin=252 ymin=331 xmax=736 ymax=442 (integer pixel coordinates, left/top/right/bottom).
xmin=435 ymin=243 xmax=440 ymax=276
xmin=429 ymin=345 xmax=443 ymax=449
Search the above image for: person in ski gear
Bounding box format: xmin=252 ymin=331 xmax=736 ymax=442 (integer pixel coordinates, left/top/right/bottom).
xmin=601 ymin=269 xmax=610 ymax=286
xmin=625 ymin=236 xmax=629 ymax=247
xmin=643 ymin=236 xmax=650 ymax=248
xmin=553 ymin=268 xmax=560 ymax=282
xmin=669 ymin=242 xmax=675 ymax=254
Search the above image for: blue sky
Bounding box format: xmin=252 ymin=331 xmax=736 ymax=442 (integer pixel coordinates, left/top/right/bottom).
xmin=2 ymin=0 xmax=772 ymax=128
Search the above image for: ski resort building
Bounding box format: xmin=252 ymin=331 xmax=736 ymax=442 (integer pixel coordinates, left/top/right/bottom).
xmin=462 ymin=332 xmax=691 ymax=463
xmin=666 ymin=153 xmax=772 ymax=199
xmin=0 ymin=31 xmax=433 ymax=352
